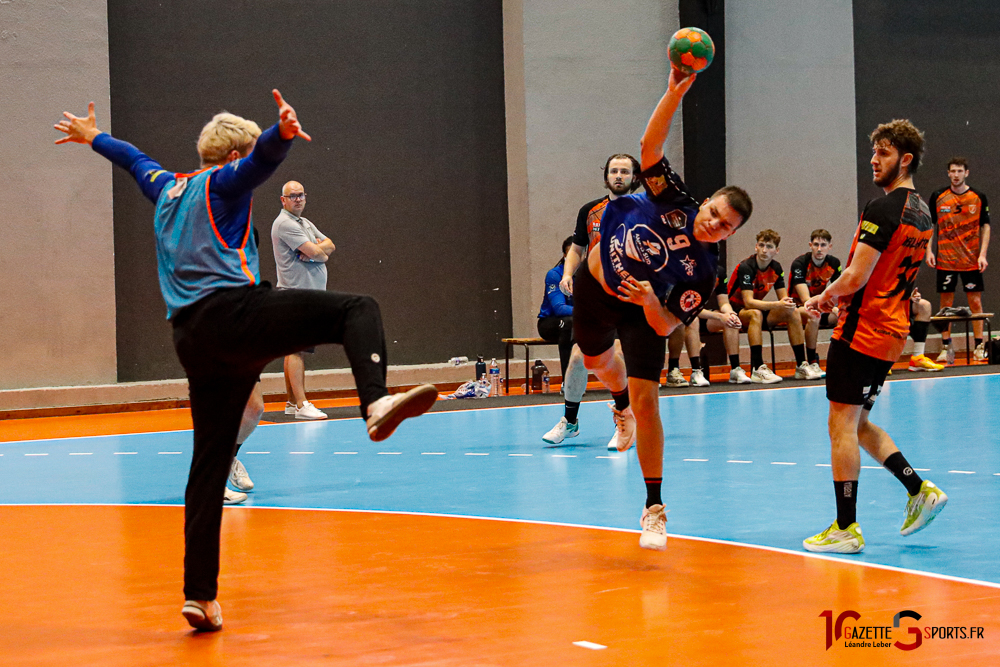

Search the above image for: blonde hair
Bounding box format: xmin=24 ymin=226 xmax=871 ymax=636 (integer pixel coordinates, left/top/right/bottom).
xmin=197 ymin=112 xmax=262 ymax=165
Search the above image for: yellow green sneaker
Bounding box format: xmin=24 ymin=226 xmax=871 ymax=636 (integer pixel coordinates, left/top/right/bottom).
xmin=900 ymin=480 xmax=948 ymax=536
xmin=803 ymin=521 xmax=864 ymax=553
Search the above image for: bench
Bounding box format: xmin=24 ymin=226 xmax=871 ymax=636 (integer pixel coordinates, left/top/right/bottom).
xmin=930 ymin=312 xmax=993 ymax=364
xmin=501 ymin=337 xmax=553 ymax=395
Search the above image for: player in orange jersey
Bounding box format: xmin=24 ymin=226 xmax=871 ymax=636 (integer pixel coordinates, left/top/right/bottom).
xmin=802 ymin=119 xmax=947 ymax=554
xmin=926 ymin=157 xmax=991 ymax=362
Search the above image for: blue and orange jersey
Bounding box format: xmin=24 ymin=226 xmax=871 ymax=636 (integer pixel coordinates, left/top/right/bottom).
xmin=91 ymin=124 xmax=292 ymax=318
xmin=834 ymin=188 xmax=933 ymax=362
xmin=727 ymin=256 xmax=785 ymax=310
xmin=598 ymin=157 xmax=719 ymax=323
xmin=928 ymin=186 xmax=990 ymax=271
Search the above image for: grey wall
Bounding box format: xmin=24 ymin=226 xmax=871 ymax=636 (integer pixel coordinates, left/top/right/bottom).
xmin=504 ymin=1 xmax=682 ymax=338
xmin=726 ymin=1 xmax=858 ymax=272
xmin=853 ymin=1 xmax=1000 ymax=318
xmin=0 ymin=0 xmax=117 ymax=390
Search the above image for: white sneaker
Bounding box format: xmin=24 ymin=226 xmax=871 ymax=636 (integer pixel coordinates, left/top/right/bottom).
xmin=809 ymin=361 xmax=826 ymax=378
xmin=639 ymin=504 xmax=668 ymax=550
xmin=542 ymin=416 xmax=579 ymax=444
xmin=223 ymin=487 xmax=247 ymax=505
xmin=284 ymin=401 xmax=297 ymax=415
xmin=295 ymin=400 xmax=328 ymax=420
xmin=366 ymin=384 xmax=438 ymax=441
xmin=689 ymin=368 xmax=710 ymax=386
xmin=729 ymin=367 xmax=751 ymax=384
xmin=665 ymin=368 xmax=689 ymax=387
xmin=794 ymin=361 xmax=822 ymax=380
xmin=182 ymin=599 xmax=223 ymax=632
xmin=229 ymin=458 xmax=254 ymax=491
xmin=974 ymin=342 xmax=987 ymax=362
xmin=936 ymin=346 xmax=955 ymax=365
xmin=751 ymin=364 xmax=783 ymax=384
xmin=608 ymin=403 xmax=636 ymax=452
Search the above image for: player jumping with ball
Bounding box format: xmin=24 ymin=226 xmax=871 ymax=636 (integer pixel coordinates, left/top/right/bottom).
xmin=572 ymin=60 xmax=752 ymax=550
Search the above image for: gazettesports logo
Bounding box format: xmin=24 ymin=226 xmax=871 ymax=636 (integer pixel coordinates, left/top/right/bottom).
xmin=821 ymin=609 xmax=985 ymax=651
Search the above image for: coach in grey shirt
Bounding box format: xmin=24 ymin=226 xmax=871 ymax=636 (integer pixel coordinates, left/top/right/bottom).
xmin=271 ymin=180 xmax=336 ymax=419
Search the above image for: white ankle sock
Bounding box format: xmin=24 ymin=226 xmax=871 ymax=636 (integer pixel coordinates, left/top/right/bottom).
xmin=913 ymin=342 xmax=925 ymax=356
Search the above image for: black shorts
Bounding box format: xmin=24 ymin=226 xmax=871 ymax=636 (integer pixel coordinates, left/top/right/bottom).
xmin=937 ymin=269 xmax=984 ymax=293
xmin=825 ymin=338 xmax=893 ymax=410
xmin=572 ymin=267 xmax=665 ymax=382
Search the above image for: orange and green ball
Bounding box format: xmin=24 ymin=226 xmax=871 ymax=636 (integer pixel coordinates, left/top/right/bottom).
xmin=668 ymin=27 xmax=714 ymax=74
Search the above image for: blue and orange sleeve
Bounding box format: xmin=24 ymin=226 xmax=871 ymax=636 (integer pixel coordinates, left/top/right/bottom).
xmin=91 ymin=133 xmax=173 ymax=204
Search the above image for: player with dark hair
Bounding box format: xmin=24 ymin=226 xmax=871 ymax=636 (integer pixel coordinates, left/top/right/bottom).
xmin=54 ymin=91 xmax=437 ymax=631
xmin=803 ymin=119 xmax=947 ymax=554
xmin=926 ymin=156 xmax=991 ymax=363
xmin=543 ymin=154 xmax=636 ymax=448
xmin=789 ymin=229 xmax=841 ymax=376
xmin=573 ymin=67 xmax=752 ymax=550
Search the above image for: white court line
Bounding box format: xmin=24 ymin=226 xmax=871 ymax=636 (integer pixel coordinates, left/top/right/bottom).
xmin=771 ymin=462 xmax=796 ymax=465
xmin=290 ymin=451 xmax=315 ymax=455
xmin=509 ymin=453 xmax=532 ymax=457
xmin=553 ymin=454 xmax=576 ymax=458
xmin=815 ymin=464 xmax=831 ymax=467
xmin=158 ymin=452 xmax=182 ymax=455
xmin=114 ymin=452 xmax=137 ymax=455
xmin=573 ymin=641 xmax=607 ymax=650
xmin=915 ymin=468 xmax=931 ymax=471
xmin=684 ymin=458 xmax=708 ymax=462
xmin=465 ymin=453 xmax=489 ymax=456
xmin=377 ymin=452 xmax=400 ymax=455
xmin=861 ymin=465 xmax=883 ymax=469
xmin=245 ymin=451 xmax=270 ymax=454
xmin=596 ymin=455 xmax=619 ymax=459
xmin=334 ymin=452 xmax=357 ymax=455
xmin=24 ymin=453 xmax=48 ymax=457
xmin=949 ymin=470 xmax=975 ymax=474
xmin=421 ymin=452 xmax=446 ymax=455
xmin=728 ymin=460 xmax=752 ymax=464
xmin=69 ymin=453 xmax=93 ymax=456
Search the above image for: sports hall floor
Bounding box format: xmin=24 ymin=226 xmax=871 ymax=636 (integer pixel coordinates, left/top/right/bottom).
xmin=1 ymin=368 xmax=998 ymax=666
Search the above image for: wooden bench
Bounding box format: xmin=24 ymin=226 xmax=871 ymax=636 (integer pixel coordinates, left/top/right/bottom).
xmin=501 ymin=337 xmax=554 ymax=395
xmin=930 ymin=312 xmax=993 ymax=363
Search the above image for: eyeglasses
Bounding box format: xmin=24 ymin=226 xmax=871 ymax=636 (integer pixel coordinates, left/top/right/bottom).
xmin=284 ymin=193 xmax=306 ymax=201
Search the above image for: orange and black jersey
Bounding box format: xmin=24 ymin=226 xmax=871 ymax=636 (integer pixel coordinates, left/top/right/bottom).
xmin=834 ymin=187 xmax=933 ymax=362
xmin=790 ymin=253 xmax=842 ymax=302
xmin=929 ymin=186 xmax=990 ymax=271
xmin=573 ymin=196 xmax=610 ymax=253
xmin=727 ymin=256 xmax=785 ymax=310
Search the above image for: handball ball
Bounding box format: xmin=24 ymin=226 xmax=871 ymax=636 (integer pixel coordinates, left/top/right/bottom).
xmin=668 ymin=27 xmax=714 ymax=74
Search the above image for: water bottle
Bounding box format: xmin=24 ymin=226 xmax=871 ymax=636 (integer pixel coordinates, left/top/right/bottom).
xmin=531 ymin=359 xmax=548 ymax=392
xmin=475 ymin=355 xmax=486 ymax=381
xmin=488 ymin=358 xmax=500 ymax=396
xmin=449 ymin=356 xmax=469 ymax=366
xmin=542 ymin=369 xmax=551 ymax=393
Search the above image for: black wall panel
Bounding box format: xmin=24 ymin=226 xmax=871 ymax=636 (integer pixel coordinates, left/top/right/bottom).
xmin=108 ymin=0 xmax=511 ymax=381
xmin=853 ymin=2 xmax=1000 ymax=316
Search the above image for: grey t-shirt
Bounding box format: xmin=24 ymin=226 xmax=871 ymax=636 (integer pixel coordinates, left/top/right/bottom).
xmin=271 ymin=208 xmax=329 ymax=290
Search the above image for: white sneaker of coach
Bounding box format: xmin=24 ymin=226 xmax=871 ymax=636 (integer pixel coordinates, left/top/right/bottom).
xmin=295 ymin=400 xmax=328 ymax=420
